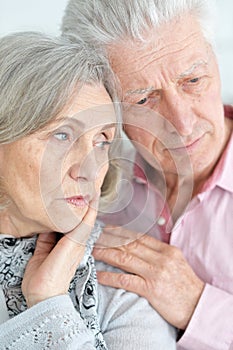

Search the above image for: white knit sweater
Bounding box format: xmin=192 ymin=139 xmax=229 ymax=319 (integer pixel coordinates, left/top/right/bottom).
xmin=0 ymin=225 xmax=177 ymax=349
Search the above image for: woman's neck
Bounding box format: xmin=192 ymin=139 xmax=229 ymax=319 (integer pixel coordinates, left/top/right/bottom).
xmin=0 ymin=210 xmax=51 ymax=238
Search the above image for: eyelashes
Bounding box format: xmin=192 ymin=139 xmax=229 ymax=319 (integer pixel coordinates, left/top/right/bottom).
xmin=53 ymin=132 xmax=69 ymax=141
xmin=52 ymin=130 xmax=114 ymax=151
xmin=130 ymin=76 xmax=209 ymax=106
xmin=95 ymin=140 xmax=112 ymax=150
xmin=137 ymin=97 xmax=148 ymax=105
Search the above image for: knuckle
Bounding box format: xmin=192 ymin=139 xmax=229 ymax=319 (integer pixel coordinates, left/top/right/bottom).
xmin=167 ymin=245 xmax=181 ymax=259
xmin=128 ymin=239 xmax=140 ymax=250
xmin=117 ymin=250 xmax=133 ymax=265
xmin=118 ymin=273 xmax=132 ymax=289
xmin=147 ymin=262 xmax=157 ymax=275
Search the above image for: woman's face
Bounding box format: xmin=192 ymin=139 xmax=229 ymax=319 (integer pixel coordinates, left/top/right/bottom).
xmin=0 ymin=84 xmax=116 ymax=236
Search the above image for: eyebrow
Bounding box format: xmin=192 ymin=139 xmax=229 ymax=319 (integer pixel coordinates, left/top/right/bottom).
xmin=100 ymin=122 xmax=117 ymax=130
xmin=178 ymin=60 xmax=208 ymax=78
xmin=50 ymin=117 xmax=117 ymax=131
xmin=125 ymin=86 xmax=155 ymax=96
xmin=49 ymin=116 xmax=85 ymax=129
xmin=125 ymin=60 xmax=209 ymax=96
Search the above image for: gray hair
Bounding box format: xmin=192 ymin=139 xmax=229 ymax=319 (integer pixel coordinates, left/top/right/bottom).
xmin=62 ymin=0 xmax=216 ymax=50
xmin=0 ymin=31 xmax=118 ymax=142
xmin=0 ymin=32 xmax=121 ymax=210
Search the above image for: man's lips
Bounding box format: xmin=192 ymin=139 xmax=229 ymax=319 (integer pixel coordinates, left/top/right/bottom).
xmin=167 ymin=134 xmax=205 ymax=152
xmin=65 ymin=195 xmax=90 ymax=207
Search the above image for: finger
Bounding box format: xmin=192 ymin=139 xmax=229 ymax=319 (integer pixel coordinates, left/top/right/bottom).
xmin=82 ymin=195 xmax=99 ymax=226
xmin=136 ymin=234 xmax=168 ymax=252
xmin=94 ymin=239 xmax=158 ymax=266
xmin=99 ymin=226 xmax=168 ymax=252
xmin=40 ymin=235 xmax=86 ymax=278
xmin=39 ymin=197 xmax=99 ymax=274
xmin=96 ymin=271 xmax=146 ymax=297
xmin=33 ymin=232 xmax=57 ymax=256
xmin=93 ymin=246 xmax=159 ymax=278
xmin=96 ymin=225 xmax=144 ymax=248
xmin=66 ymin=196 xmax=99 ymax=244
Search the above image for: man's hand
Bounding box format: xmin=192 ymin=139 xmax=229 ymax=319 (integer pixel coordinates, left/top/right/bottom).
xmin=93 ymin=226 xmax=204 ymax=330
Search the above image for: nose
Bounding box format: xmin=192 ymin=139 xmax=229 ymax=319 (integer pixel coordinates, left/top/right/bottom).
xmin=160 ymin=88 xmax=196 ymax=136
xmin=69 ymin=146 xmax=99 ymax=183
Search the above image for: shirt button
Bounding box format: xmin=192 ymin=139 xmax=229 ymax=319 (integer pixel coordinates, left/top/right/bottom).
xmin=157 ymin=216 xmax=166 ymax=226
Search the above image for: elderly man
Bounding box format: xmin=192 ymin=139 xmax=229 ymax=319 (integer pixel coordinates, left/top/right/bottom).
xmin=62 ymin=1 xmax=233 ymax=348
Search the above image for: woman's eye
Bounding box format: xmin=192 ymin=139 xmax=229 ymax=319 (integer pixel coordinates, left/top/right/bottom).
xmin=54 ymin=132 xmax=69 ymax=141
xmin=94 ymin=133 xmax=113 ymax=150
xmin=95 ymin=140 xmax=112 ymax=150
xmin=136 ymin=97 xmax=148 ymax=105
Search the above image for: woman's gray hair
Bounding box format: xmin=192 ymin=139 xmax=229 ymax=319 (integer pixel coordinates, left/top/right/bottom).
xmin=0 ymin=32 xmax=121 ymax=210
xmin=0 ymin=31 xmax=117 ymax=142
xmin=62 ymin=0 xmax=216 ymax=50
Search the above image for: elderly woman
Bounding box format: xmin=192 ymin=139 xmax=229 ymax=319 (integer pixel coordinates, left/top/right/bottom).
xmin=0 ymin=32 xmax=176 ymax=349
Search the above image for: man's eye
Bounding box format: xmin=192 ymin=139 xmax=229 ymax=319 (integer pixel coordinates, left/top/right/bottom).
xmin=188 ymin=77 xmax=200 ymax=84
xmin=137 ymin=97 xmax=148 ymax=105
xmin=183 ymin=76 xmax=208 ymax=93
xmin=54 ymin=132 xmax=69 ymax=141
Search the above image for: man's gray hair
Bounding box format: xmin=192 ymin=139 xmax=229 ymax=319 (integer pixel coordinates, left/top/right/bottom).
xmin=62 ymin=0 xmax=216 ymax=50
xmin=0 ymin=32 xmax=121 ymax=209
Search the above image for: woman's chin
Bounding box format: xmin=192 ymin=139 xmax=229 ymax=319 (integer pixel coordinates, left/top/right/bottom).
xmin=44 ymin=202 xmax=89 ymax=233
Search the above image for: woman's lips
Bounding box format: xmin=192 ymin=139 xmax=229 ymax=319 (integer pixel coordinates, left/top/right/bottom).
xmin=65 ymin=195 xmax=90 ymax=207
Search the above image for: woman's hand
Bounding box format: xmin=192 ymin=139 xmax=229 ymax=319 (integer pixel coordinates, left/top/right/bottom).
xmin=22 ymin=202 xmax=98 ymax=308
xmin=93 ymin=226 xmax=205 ymax=330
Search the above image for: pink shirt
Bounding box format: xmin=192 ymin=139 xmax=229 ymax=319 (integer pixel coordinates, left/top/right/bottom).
xmin=100 ymin=113 xmax=233 ymax=349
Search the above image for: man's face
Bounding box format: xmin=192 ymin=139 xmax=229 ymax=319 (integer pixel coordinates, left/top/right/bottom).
xmin=109 ymin=15 xmax=231 ymax=180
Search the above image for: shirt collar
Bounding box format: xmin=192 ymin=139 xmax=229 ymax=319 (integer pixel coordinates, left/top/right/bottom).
xmin=201 ymin=132 xmax=233 ymax=193
xmin=133 ymin=154 xmax=148 ymax=184
xmin=201 ymin=106 xmax=233 ymax=193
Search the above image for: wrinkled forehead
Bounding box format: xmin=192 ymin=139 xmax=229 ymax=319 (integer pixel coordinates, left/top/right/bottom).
xmin=53 ymin=83 xmax=117 ymax=132
xmin=108 ymin=14 xmax=210 ymax=77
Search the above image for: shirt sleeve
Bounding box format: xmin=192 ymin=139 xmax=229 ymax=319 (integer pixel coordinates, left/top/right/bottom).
xmin=96 ymin=261 xmax=177 ymax=349
xmin=0 ymin=295 xmax=96 ymax=350
xmin=177 ymin=284 xmax=233 ymax=350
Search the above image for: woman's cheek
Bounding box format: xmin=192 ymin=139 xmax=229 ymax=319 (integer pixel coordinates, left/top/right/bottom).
xmin=96 ymin=163 xmax=109 ymax=193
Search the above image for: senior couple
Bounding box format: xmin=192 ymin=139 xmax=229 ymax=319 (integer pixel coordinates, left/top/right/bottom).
xmin=0 ymin=0 xmax=232 ymax=349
